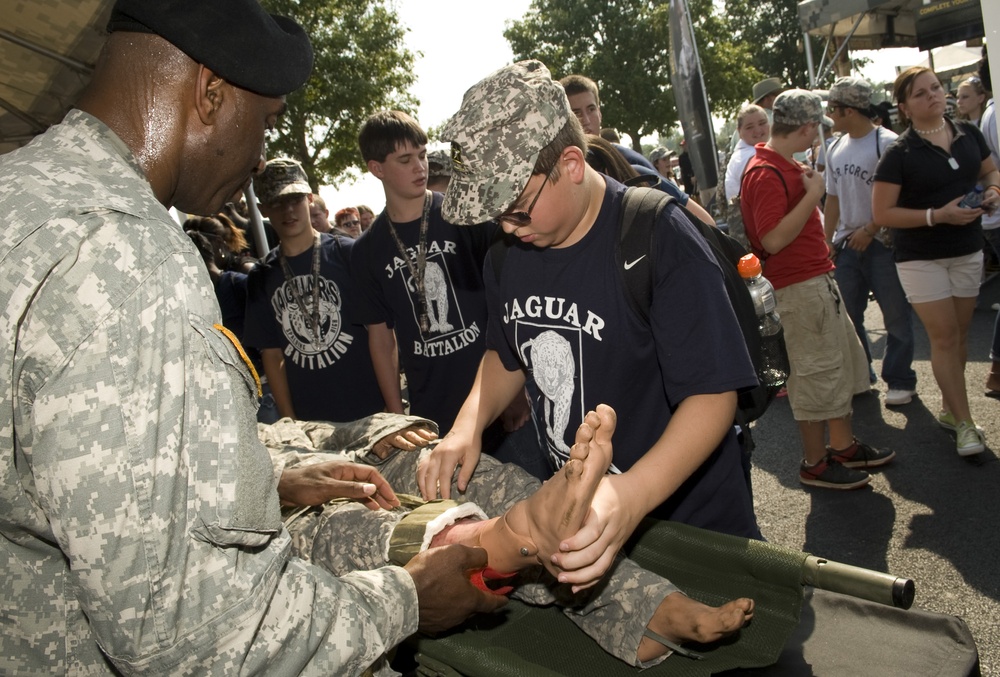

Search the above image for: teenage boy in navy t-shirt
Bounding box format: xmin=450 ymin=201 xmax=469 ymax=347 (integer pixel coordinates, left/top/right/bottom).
xmin=244 ymin=158 xmax=384 ymax=422
xmin=421 ymin=60 xmax=761 ymax=588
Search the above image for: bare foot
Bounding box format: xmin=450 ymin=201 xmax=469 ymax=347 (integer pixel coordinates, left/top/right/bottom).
xmin=497 ymin=405 xmax=615 ymax=573
xmin=433 ymin=406 xmax=614 ymax=574
xmin=638 ymin=593 xmax=755 ymax=662
xmin=437 ymin=406 xmax=615 ymax=573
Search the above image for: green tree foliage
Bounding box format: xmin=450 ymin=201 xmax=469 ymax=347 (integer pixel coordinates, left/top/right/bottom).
xmin=260 ymin=0 xmax=417 ymax=191
xmin=504 ymin=0 xmax=760 ymax=149
xmin=723 ymin=0 xmax=820 ymax=89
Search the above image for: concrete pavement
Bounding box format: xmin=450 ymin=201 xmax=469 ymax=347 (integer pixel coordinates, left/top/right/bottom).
xmin=748 ymin=273 xmax=1000 ymax=674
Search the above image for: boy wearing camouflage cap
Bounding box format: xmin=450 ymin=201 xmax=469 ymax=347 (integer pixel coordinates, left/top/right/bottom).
xmin=244 ymin=157 xmax=385 ymax=422
xmin=741 ymin=89 xmax=895 ymax=490
xmin=421 ymin=60 xmax=762 ymax=586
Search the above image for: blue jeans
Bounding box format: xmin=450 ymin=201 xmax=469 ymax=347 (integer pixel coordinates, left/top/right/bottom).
xmin=834 ymin=239 xmax=917 ymax=390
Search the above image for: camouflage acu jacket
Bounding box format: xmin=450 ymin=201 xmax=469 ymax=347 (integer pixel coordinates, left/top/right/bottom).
xmin=0 ymin=110 xmax=417 ymax=675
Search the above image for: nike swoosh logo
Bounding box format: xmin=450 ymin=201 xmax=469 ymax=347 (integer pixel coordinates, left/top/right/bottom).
xmin=624 ymin=255 xmax=646 ymax=270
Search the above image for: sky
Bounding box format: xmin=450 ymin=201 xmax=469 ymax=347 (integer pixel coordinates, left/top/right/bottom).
xmin=319 ymin=0 xmax=533 ymax=213
xmin=318 ymin=1 xmax=950 ymax=215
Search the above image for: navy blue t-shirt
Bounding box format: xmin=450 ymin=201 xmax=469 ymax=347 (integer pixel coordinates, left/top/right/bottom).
xmin=615 ymin=143 xmax=655 ymax=171
xmin=351 ymin=193 xmax=497 ymax=432
xmin=243 ymin=233 xmax=384 ymax=422
xmin=486 ymin=177 xmax=760 ymax=538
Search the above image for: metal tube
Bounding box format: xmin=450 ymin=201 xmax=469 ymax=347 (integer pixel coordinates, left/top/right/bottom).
xmin=0 ymin=96 xmax=47 ymax=133
xmin=802 ymin=556 xmax=915 ymax=609
xmin=0 ymin=28 xmax=94 ymax=74
xmin=243 ymin=183 xmax=269 ymax=259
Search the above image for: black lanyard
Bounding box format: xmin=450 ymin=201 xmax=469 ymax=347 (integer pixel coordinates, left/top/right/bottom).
xmin=386 ymin=191 xmax=433 ymax=333
xmin=279 ymin=231 xmax=323 ymax=343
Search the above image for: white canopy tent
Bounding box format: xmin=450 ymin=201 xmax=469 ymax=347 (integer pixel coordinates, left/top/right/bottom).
xmin=0 ymin=0 xmax=113 ymax=156
xmin=796 ymin=0 xmax=992 ymax=88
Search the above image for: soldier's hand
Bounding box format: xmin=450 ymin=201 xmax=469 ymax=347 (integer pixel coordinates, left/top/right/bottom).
xmin=372 ymin=425 xmax=438 ymax=459
xmin=277 ymin=461 xmax=399 ymax=510
xmin=404 ymin=544 xmax=507 ymax=633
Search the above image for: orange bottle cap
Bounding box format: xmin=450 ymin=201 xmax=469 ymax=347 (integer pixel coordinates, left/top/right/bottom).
xmin=737 ymin=253 xmax=762 ymax=278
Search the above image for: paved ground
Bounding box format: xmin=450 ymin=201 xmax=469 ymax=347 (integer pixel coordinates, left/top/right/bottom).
xmin=747 ymin=272 xmax=1000 ymax=674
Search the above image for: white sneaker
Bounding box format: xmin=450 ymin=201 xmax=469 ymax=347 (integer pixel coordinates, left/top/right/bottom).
xmin=885 ymin=388 xmax=917 ymax=406
xmin=956 ymin=421 xmax=986 ymax=457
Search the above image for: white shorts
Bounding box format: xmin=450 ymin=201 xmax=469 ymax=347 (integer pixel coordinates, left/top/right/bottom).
xmin=895 ymin=251 xmax=983 ymax=304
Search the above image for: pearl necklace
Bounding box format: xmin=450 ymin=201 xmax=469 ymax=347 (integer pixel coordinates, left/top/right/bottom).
xmin=913 ymin=119 xmax=946 ymax=136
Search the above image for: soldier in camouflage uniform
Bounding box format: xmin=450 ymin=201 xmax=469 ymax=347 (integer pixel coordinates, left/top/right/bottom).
xmin=0 ymin=1 xmax=504 ymax=674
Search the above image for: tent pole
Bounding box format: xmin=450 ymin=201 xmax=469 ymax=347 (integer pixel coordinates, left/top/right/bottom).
xmin=814 ymin=11 xmax=868 ymax=85
xmin=815 ymin=27 xmax=835 ymax=81
xmin=804 ymin=30 xmax=817 ymax=88
xmin=244 ymin=184 xmax=270 ymax=259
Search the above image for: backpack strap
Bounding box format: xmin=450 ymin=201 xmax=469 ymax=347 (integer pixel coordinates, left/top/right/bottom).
xmin=738 ymin=162 xmax=788 ymax=259
xmin=617 ymin=187 xmax=676 ymax=325
xmin=488 ymin=225 xmax=511 ymax=287
xmin=739 ymin=162 xmax=787 ymax=197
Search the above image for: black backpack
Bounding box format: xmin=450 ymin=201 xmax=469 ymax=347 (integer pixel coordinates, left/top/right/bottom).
xmin=489 ymin=186 xmax=788 ymax=426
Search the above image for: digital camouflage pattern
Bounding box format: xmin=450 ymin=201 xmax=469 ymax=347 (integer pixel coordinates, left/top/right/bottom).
xmin=426 ymin=148 xmax=452 ymax=179
xmin=773 ymin=89 xmax=834 ymax=128
xmin=266 ymin=416 xmax=682 ymax=668
xmin=441 ymin=60 xmax=571 ymax=225
xmin=253 ymin=156 xmax=313 ymax=206
xmin=828 ymin=76 xmax=874 ymax=110
xmin=0 ymin=110 xmax=418 ymax=676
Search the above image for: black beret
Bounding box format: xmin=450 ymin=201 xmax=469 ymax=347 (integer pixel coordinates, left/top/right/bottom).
xmin=108 ymin=0 xmax=313 ymax=98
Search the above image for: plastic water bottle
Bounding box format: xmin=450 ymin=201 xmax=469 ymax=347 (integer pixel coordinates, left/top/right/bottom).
xmin=737 ymin=253 xmax=781 ymax=338
xmin=959 ymin=185 xmax=985 ymax=209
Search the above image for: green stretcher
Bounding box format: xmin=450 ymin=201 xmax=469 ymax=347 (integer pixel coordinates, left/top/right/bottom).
xmin=409 ymin=520 xmax=979 ymax=677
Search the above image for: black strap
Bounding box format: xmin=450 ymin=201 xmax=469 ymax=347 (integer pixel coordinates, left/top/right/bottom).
xmin=739 ymin=162 xmax=787 ymax=197
xmin=488 ymin=226 xmax=510 ymax=288
xmin=617 ymin=188 xmax=675 ymax=325
xmin=738 ymin=162 xmax=788 ymax=259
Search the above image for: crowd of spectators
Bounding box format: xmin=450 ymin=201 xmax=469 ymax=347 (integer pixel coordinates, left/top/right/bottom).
xmin=5 ymin=0 xmax=996 ymax=670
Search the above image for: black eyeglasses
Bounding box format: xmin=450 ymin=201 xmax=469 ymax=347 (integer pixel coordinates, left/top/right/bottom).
xmin=341 ymin=220 xmax=360 ymax=227
xmin=498 ymin=173 xmax=549 ymax=228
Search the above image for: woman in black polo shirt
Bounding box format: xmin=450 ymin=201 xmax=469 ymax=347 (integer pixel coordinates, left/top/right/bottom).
xmin=873 ymin=66 xmax=1000 ymax=457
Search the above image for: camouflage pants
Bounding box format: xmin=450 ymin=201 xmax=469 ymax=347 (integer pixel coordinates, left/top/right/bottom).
xmin=263 ymin=417 xmax=679 ymax=667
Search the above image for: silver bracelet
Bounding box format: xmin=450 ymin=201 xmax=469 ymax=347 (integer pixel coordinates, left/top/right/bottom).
xmin=925 ymin=207 xmax=934 ymax=227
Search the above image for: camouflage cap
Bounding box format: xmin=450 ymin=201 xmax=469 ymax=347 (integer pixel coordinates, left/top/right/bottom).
xmin=773 ymin=89 xmax=834 ymax=128
xmin=253 ymin=158 xmax=311 ymax=206
xmin=427 ymin=149 xmax=452 ymax=179
xmin=440 ymin=60 xmax=571 ymax=225
xmin=828 ymin=76 xmax=874 ymax=111
xmin=648 ymin=146 xmax=674 ymax=164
